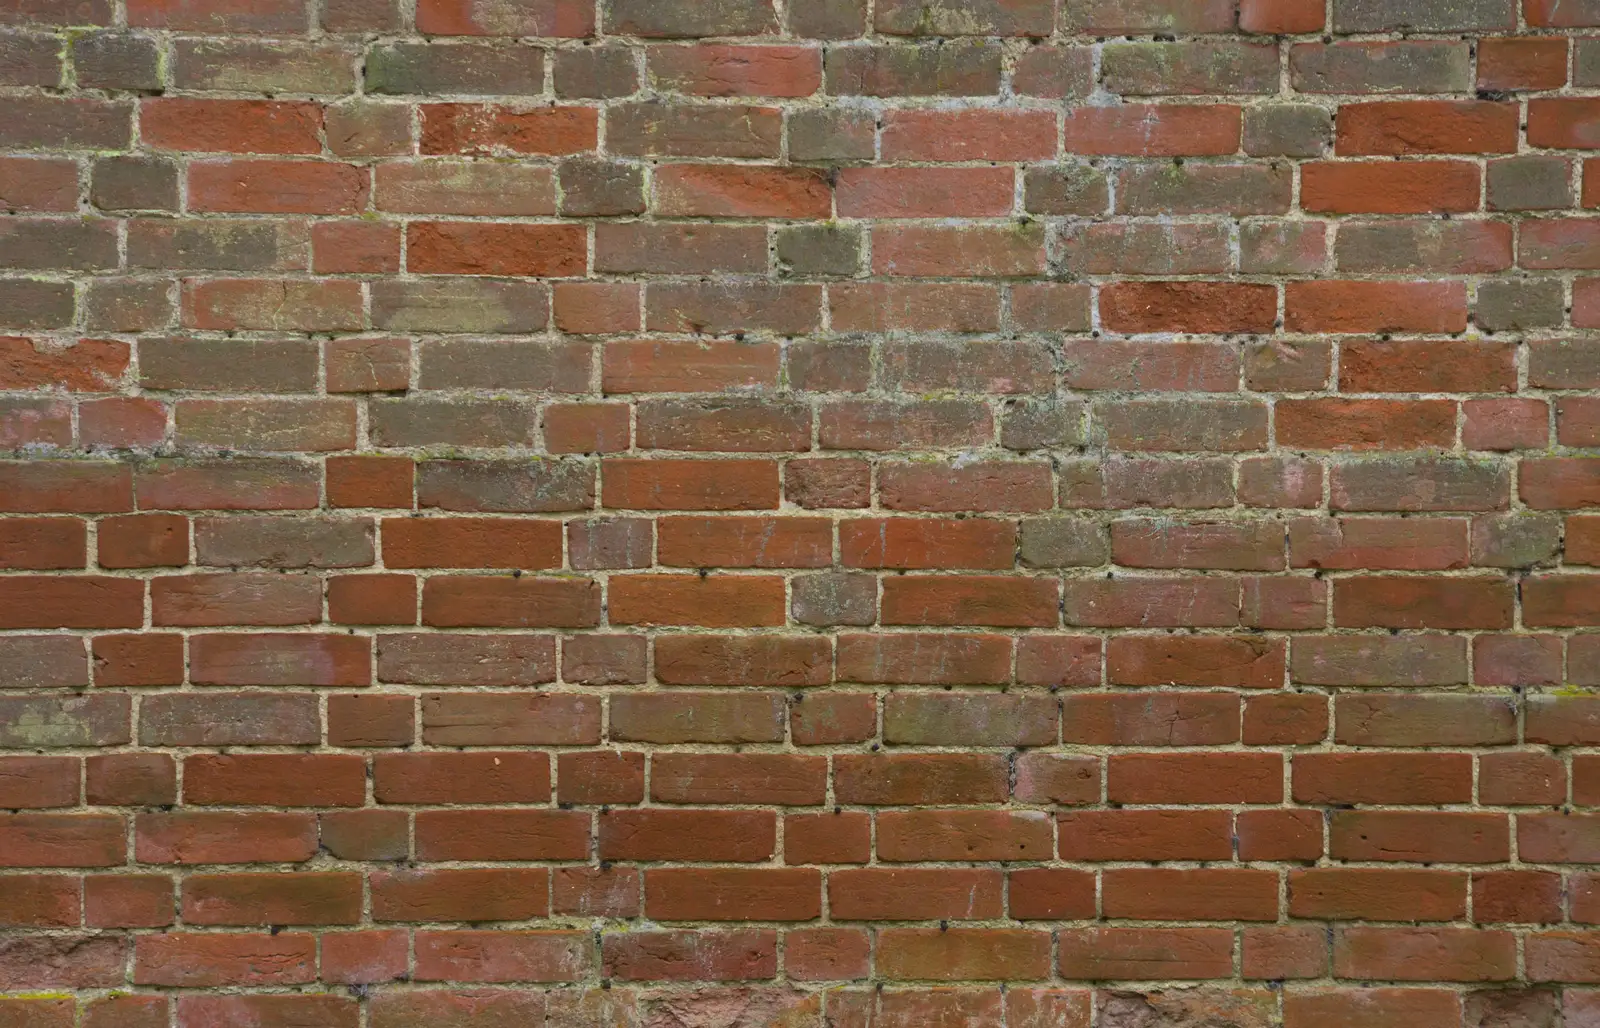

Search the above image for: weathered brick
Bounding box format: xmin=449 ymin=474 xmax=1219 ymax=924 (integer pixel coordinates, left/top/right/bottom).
xmin=171 ymin=38 xmax=354 ymax=92
xmin=367 ymin=42 xmax=544 ymax=95
xmin=0 ymin=0 xmax=1584 ymax=1010
xmin=1106 ymin=41 xmax=1278 ymax=95
xmin=1292 ymin=42 xmax=1470 ymax=94
xmin=825 ymin=41 xmax=1001 ymax=96
xmin=1333 ymin=0 xmax=1514 ymax=31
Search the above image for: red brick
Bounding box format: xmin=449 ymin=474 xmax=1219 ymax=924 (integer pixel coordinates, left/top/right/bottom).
xmin=1530 ymin=98 xmax=1600 ymax=148
xmin=0 ymin=575 xmax=142 ymax=628
xmin=880 ymin=574 xmax=1058 ymax=627
xmin=831 ymin=867 xmax=1004 ymax=920
xmin=1332 ymin=811 xmax=1509 ymax=864
xmin=413 ymin=930 xmax=593 ymax=983
xmin=1058 ymin=928 xmax=1233 ymax=980
xmin=136 ymin=811 xmax=316 ymax=864
xmin=880 ymin=461 xmax=1053 ymax=512
xmin=314 ymin=221 xmax=401 ymax=274
xmin=1245 ymin=693 xmax=1328 ymax=745
xmin=1334 ymin=926 xmax=1516 ymax=982
xmin=327 ymin=455 xmax=413 ymax=509
xmin=134 ymin=933 xmax=315 ymax=986
xmin=1291 ymin=869 xmax=1467 ymax=922
xmin=784 ymin=811 xmax=871 ymax=864
xmin=1295 ymin=752 xmax=1473 ymax=805
xmin=787 ymin=927 xmax=869 ymax=982
xmin=184 ymin=753 xmax=366 ymax=806
xmin=415 ymin=0 xmax=591 ymax=34
xmin=92 ymin=633 xmax=183 ymax=687
xmin=1280 ymin=398 xmax=1456 ymax=451
xmin=603 ymin=458 xmax=779 ymax=510
xmin=190 ymin=632 xmax=370 ymax=686
xmin=1302 ymin=161 xmax=1480 ymax=213
xmin=1101 ymin=282 xmax=1276 ymax=334
xmin=181 ymin=872 xmax=362 ymax=926
xmin=375 ymin=751 xmax=550 ymax=804
xmin=407 ymin=221 xmax=586 ymax=276
xmin=422 ymin=575 xmax=601 ymax=628
xmin=87 ymin=754 xmax=174 ymax=806
xmin=877 ymin=810 xmax=1053 ymax=862
xmin=0 ymin=157 xmax=79 ymax=211
xmin=0 ymin=516 xmax=85 ymax=569
xmin=329 ymin=693 xmax=414 ymax=746
xmin=658 ymin=515 xmax=831 ymax=568
xmin=644 ymin=868 xmax=820 ymax=921
xmin=654 ymin=164 xmax=829 ymax=217
xmin=1244 ymin=926 xmax=1327 ymax=980
xmin=1284 ymin=989 xmax=1461 ymax=1028
xmin=1009 ymin=868 xmax=1096 ymax=921
xmin=1014 ymin=753 xmax=1100 ymax=805
xmin=1337 ymin=100 xmax=1518 ymax=154
xmin=178 ymin=995 xmax=358 ymax=1028
xmin=882 ymin=109 xmax=1055 ymax=161
xmin=369 ymin=990 xmax=546 ymax=1026
xmin=1334 ymin=575 xmax=1514 ymax=629
xmin=0 ymin=873 xmax=79 ymax=927
xmin=877 ymin=928 xmax=1050 ymax=982
xmin=1240 ymin=0 xmax=1322 ymax=31
xmin=1063 ymin=105 xmax=1241 ymax=156
xmin=372 ymin=868 xmax=548 ymax=923
xmin=1103 ymin=868 xmax=1279 ymax=921
xmin=836 ymin=167 xmax=1015 ymax=218
xmin=603 ymin=929 xmax=775 ymax=981
xmin=653 ymin=634 xmax=829 ymax=686
xmin=1063 ymin=692 xmax=1239 ymax=746
xmin=648 ymin=44 xmax=817 ymax=96
xmin=85 ymin=874 xmax=172 ymax=929
xmin=884 ymin=692 xmax=1055 ymax=745
xmin=556 ymin=751 xmax=644 ymax=805
xmin=188 ymin=159 xmax=369 ymax=214
xmin=600 ymin=809 xmax=774 ymax=862
xmin=608 ymin=574 xmax=785 ymax=627
xmin=421 ymin=103 xmax=597 ymax=155
xmin=553 ymin=282 xmax=639 ymax=333
xmin=329 ymin=573 xmax=416 ymax=625
xmin=602 ymin=340 xmax=776 ymax=393
xmin=127 ymin=0 xmax=307 ymax=31
xmin=320 ymin=930 xmax=409 ymax=985
xmin=1287 ymin=281 xmax=1468 ymax=332
xmin=1065 ymin=578 xmax=1242 ymax=628
xmin=420 ymin=693 xmax=598 ymax=743
xmin=1480 ymin=751 xmax=1565 ymax=805
xmin=142 ymin=98 xmax=322 ymax=154
xmin=544 ymin=402 xmax=629 ymax=454
xmin=414 ymin=810 xmax=589 ymax=861
xmin=383 ymin=516 xmax=561 ymax=569
xmin=1476 ymin=870 xmax=1562 ymax=924
xmin=552 ymin=866 xmax=639 ymax=918
xmin=1109 ymin=752 xmax=1283 ymax=804
xmin=0 ymin=336 xmax=128 ymax=391
xmin=183 ymin=280 xmax=364 ymax=332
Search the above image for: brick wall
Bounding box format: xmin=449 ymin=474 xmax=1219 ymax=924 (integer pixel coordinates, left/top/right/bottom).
xmin=1 ymin=0 xmax=1600 ymax=1024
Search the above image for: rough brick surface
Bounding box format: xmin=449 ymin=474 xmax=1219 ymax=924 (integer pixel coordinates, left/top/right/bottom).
xmin=0 ymin=0 xmax=1599 ymax=1023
